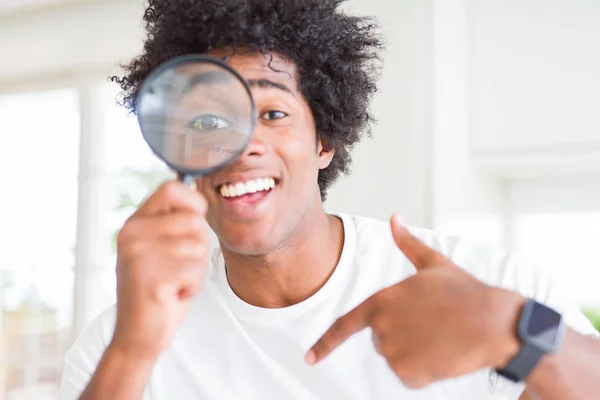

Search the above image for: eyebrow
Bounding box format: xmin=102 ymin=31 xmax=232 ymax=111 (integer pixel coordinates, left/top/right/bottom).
xmin=247 ymin=79 xmax=293 ymax=95
xmin=178 ymin=70 xmax=233 ymax=97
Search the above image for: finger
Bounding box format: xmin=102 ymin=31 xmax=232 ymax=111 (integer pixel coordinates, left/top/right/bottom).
xmin=306 ymin=299 xmax=375 ymax=365
xmin=135 ymin=180 xmax=206 ymax=217
xmin=153 ymin=259 xmax=207 ymax=302
xmin=390 ymin=213 xmax=446 ymax=271
xmin=159 ymin=256 xmax=208 ymax=289
xmin=117 ymin=232 xmax=207 ymax=267
xmin=152 ymin=238 xmax=208 ymax=264
xmin=120 ymin=213 xmax=207 ymax=242
xmin=177 ymin=264 xmax=208 ymax=299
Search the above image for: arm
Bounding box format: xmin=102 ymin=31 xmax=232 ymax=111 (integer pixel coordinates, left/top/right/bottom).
xmin=78 ymin=345 xmax=158 ymax=400
xmin=519 ymin=393 xmax=535 ymax=400
xmin=491 ymin=288 xmax=600 ymax=400
xmin=61 ymin=182 xmax=209 ymax=399
xmin=514 ymin=325 xmax=600 ymax=399
xmin=532 ymin=331 xmax=600 ymax=398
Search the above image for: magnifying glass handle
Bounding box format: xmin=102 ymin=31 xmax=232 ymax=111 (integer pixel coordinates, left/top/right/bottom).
xmin=178 ymin=173 xmax=197 ymax=190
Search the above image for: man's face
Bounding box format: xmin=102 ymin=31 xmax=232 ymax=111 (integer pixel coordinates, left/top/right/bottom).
xmin=195 ymin=51 xmax=334 ymax=255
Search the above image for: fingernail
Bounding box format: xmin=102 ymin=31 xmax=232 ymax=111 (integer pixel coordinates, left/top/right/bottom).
xmin=305 ymin=350 xmax=316 ymax=365
xmin=392 ymin=213 xmax=405 ymax=226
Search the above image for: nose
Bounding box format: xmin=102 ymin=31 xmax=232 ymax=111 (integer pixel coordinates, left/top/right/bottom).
xmin=240 ymin=125 xmax=269 ymax=158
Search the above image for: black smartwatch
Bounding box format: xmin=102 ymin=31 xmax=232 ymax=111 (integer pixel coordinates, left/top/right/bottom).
xmin=496 ymin=298 xmax=566 ymax=382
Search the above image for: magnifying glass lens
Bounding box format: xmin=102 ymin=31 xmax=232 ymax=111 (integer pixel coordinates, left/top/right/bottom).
xmin=137 ymin=56 xmax=256 ymax=181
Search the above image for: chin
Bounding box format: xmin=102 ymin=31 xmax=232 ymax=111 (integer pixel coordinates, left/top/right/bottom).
xmin=210 ymin=219 xmax=282 ymax=256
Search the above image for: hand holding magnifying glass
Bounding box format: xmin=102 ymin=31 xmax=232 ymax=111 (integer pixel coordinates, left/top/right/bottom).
xmin=109 ymin=55 xmax=258 ymax=363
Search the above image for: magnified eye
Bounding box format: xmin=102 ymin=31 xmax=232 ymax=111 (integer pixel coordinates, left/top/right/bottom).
xmin=189 ymin=114 xmax=232 ymax=131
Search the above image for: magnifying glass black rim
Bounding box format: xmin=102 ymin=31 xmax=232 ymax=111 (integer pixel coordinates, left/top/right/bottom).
xmin=136 ymin=53 xmax=258 ymax=178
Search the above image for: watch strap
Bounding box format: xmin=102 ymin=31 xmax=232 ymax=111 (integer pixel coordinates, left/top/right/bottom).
xmin=496 ymin=342 xmax=545 ymax=382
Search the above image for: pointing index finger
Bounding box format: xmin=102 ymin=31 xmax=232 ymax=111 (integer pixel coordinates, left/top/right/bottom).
xmin=306 ymin=297 xmax=375 ymax=365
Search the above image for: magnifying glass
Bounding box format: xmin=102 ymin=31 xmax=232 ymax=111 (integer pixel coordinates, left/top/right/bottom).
xmin=136 ymin=55 xmax=257 ymax=186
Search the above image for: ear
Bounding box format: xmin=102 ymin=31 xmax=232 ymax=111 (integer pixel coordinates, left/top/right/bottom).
xmin=317 ymin=139 xmax=335 ymax=169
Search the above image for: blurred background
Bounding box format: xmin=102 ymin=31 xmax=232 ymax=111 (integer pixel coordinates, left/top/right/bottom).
xmin=0 ymin=0 xmax=598 ymax=398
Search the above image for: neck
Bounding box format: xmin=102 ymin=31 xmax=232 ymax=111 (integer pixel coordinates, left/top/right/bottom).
xmin=220 ymin=205 xmax=344 ymax=309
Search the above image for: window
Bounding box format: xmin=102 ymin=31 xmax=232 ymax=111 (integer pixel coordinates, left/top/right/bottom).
xmin=0 ymin=79 xmax=219 ymax=399
xmin=507 ymin=178 xmax=600 ymax=308
xmin=0 ymin=82 xmax=171 ymax=399
xmin=0 ymin=88 xmax=80 ymax=399
xmin=102 ymin=82 xmax=172 ymax=304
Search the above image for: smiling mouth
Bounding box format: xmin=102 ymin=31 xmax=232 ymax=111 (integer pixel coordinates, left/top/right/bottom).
xmin=218 ymin=177 xmax=277 ymax=199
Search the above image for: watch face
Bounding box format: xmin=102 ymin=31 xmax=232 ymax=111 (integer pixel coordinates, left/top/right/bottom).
xmin=525 ymin=301 xmax=562 ymax=351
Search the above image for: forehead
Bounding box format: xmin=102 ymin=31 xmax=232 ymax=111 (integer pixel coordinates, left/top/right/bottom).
xmin=209 ymin=50 xmax=299 ymax=90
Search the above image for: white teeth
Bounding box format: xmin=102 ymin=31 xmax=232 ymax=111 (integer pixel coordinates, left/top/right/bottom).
xmin=246 ymin=181 xmax=258 ymax=193
xmin=235 ymin=182 xmax=245 ymax=195
xmin=220 ymin=178 xmax=276 ymax=198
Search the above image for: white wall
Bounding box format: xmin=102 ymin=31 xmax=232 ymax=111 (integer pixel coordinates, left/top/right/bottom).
xmin=428 ymin=0 xmax=503 ymax=243
xmin=325 ymin=0 xmax=434 ymax=227
xmin=328 ymin=0 xmax=503 ymax=242
xmin=0 ymin=0 xmax=89 ymax=17
xmin=343 ymin=0 xmax=600 ymax=241
xmin=505 ymin=177 xmax=600 ymax=307
xmin=470 ymin=0 xmax=600 ymax=177
xmin=428 ymin=0 xmax=600 ymax=243
xmin=0 ymin=0 xmax=144 ymax=88
xmin=330 ymin=0 xmax=505 ymax=242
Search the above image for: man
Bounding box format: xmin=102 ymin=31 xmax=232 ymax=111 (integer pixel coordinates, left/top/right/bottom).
xmin=61 ymin=0 xmax=600 ymax=399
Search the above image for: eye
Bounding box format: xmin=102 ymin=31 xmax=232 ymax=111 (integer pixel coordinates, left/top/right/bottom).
xmin=189 ymin=114 xmax=232 ymax=131
xmin=261 ymin=110 xmax=287 ymax=121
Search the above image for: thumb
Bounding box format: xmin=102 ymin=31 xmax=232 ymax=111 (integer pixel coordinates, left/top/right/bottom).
xmin=390 ymin=213 xmax=439 ymax=271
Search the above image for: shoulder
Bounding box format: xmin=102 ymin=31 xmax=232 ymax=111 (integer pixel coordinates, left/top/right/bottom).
xmin=345 ymin=213 xmax=488 ymax=254
xmin=346 ymin=213 xmax=597 ymax=336
xmin=345 ymin=213 xmax=504 ymax=277
xmin=345 ymin=213 xmax=535 ymax=287
xmin=60 ymin=305 xmax=117 ymax=399
xmin=64 ymin=305 xmax=117 ymax=369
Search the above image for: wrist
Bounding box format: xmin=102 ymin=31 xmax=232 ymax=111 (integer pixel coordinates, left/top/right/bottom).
xmin=486 ymin=287 xmax=527 ymax=369
xmin=107 ymin=336 xmax=163 ymax=365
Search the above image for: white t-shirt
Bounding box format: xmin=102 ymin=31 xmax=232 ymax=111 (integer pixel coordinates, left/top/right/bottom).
xmin=60 ymin=214 xmax=598 ymax=400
